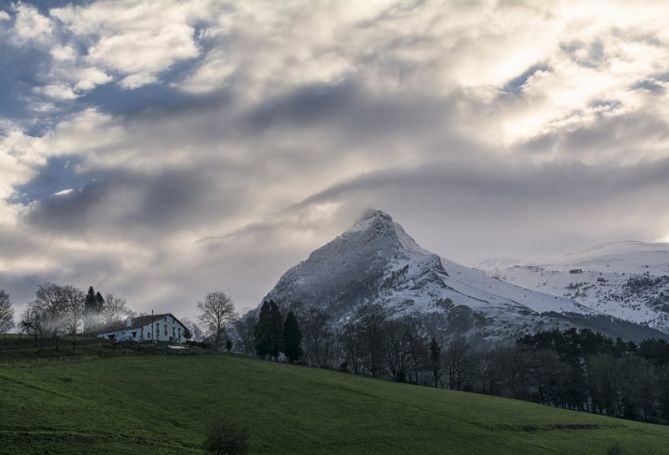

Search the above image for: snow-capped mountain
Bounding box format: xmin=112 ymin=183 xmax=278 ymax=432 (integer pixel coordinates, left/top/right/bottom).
xmin=265 ymin=210 xmax=665 ymax=341
xmin=480 ymin=241 xmax=669 ymax=333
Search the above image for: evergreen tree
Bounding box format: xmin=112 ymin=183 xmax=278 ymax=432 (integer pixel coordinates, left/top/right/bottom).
xmin=269 ymin=300 xmax=284 ymax=359
xmin=254 ymin=300 xmax=284 ymax=360
xmin=254 ymin=301 xmax=273 ymax=358
xmin=95 ymin=291 xmax=105 ymax=312
xmin=430 ymin=337 xmax=441 ymax=388
xmin=84 ymin=286 xmax=98 ymax=332
xmin=85 ymin=286 xmax=97 ymax=314
xmin=283 ymin=311 xmax=302 ymax=363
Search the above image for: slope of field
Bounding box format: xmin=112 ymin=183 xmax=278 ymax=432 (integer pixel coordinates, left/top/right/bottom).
xmin=1 ymin=355 xmax=669 ymax=454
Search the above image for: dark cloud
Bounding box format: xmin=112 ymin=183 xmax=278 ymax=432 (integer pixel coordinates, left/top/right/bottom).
xmin=23 ymin=166 xmax=245 ymax=236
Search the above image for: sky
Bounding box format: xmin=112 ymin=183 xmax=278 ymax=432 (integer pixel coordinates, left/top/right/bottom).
xmin=1 ymin=0 xmax=669 ymax=319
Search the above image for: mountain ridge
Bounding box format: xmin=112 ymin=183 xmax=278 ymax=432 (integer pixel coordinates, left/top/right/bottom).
xmin=264 ymin=210 xmax=667 ymax=341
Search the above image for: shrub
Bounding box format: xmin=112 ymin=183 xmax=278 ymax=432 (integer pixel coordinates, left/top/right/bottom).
xmin=204 ymin=417 xmax=249 ymax=455
xmin=606 ymin=444 xmax=624 ymax=455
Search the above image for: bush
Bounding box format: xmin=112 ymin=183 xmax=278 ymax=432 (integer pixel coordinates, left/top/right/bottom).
xmin=204 ymin=417 xmax=249 ymax=455
xmin=606 ymin=444 xmax=624 ymax=455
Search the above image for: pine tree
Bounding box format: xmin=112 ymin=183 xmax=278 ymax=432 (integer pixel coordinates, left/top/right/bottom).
xmin=95 ymin=291 xmax=105 ymax=313
xmin=283 ymin=311 xmax=302 ymax=363
xmin=430 ymin=337 xmax=441 ymax=388
xmin=269 ymin=300 xmax=284 ymax=359
xmin=254 ymin=300 xmax=284 ymax=360
xmin=84 ymin=286 xmax=97 ymax=332
xmin=254 ymin=301 xmax=272 ymax=358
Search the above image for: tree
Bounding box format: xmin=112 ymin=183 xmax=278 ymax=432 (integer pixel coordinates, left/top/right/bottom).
xmin=0 ymin=290 xmax=14 ymax=333
xmin=430 ymin=337 xmax=441 ymax=388
xmin=20 ymin=304 xmax=44 ymax=343
xmin=198 ymin=291 xmax=236 ymax=351
xmin=95 ymin=291 xmax=105 ymax=311
xmin=301 ymin=306 xmax=331 ymax=366
xmin=183 ymin=326 xmax=193 ymax=341
xmin=254 ymin=301 xmax=272 ymax=358
xmin=61 ymin=285 xmax=85 ymax=335
xmin=254 ymin=300 xmax=283 ymax=359
xmin=353 ymin=304 xmax=387 ymax=376
xmin=445 ymin=336 xmax=470 ymax=390
xmin=31 ymin=282 xmax=69 ymax=350
xmin=181 ymin=317 xmax=204 ymax=342
xmin=102 ymin=293 xmax=133 ymax=325
xmin=232 ymin=311 xmax=257 ymax=355
xmin=283 ymin=311 xmax=302 ymax=363
xmin=84 ymin=286 xmax=100 ymax=332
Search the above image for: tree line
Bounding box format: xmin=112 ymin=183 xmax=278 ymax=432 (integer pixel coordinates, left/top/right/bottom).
xmin=213 ymin=301 xmax=669 ymax=426
xmin=0 ymin=284 xmax=133 ymax=350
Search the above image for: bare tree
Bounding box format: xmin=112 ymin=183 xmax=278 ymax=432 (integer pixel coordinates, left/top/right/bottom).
xmin=446 ymin=336 xmax=470 ymax=390
xmin=197 ymin=291 xmax=236 ymax=351
xmin=301 ymin=306 xmax=332 ymax=366
xmin=102 ymin=293 xmax=133 ymax=325
xmin=232 ymin=310 xmax=257 ymax=355
xmin=61 ymin=285 xmax=85 ymax=335
xmin=29 ymin=283 xmax=69 ymax=350
xmin=0 ymin=290 xmax=14 ymax=333
xmin=20 ymin=305 xmax=44 ymax=343
xmin=180 ymin=317 xmax=205 ymax=342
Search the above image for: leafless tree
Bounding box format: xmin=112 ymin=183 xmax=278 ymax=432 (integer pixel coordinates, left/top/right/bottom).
xmin=102 ymin=293 xmax=134 ymax=325
xmin=0 ymin=290 xmax=14 ymax=333
xmin=27 ymin=283 xmax=69 ymax=350
xmin=301 ymin=306 xmax=332 ymax=367
xmin=232 ymin=310 xmax=257 ymax=355
xmin=197 ymin=291 xmax=236 ymax=351
xmin=446 ymin=336 xmax=471 ymax=390
xmin=61 ymin=285 xmax=85 ymax=335
xmin=180 ymin=317 xmax=205 ymax=342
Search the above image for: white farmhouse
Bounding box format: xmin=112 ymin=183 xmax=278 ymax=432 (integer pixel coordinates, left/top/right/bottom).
xmin=96 ymin=313 xmax=188 ymax=343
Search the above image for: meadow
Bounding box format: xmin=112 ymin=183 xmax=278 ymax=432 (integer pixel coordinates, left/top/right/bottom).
xmin=2 ymin=344 xmax=669 ymax=454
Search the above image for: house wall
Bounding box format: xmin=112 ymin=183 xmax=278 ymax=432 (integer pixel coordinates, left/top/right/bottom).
xmin=140 ymin=315 xmax=186 ymax=343
xmin=97 ymin=314 xmax=187 ymax=343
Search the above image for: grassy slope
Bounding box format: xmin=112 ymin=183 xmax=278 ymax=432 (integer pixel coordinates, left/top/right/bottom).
xmin=1 ymin=354 xmax=668 ymax=454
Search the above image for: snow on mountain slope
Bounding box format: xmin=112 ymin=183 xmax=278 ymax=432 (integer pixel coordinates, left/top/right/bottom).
xmin=481 ymin=242 xmax=669 ymax=333
xmin=264 ymin=210 xmax=617 ymax=341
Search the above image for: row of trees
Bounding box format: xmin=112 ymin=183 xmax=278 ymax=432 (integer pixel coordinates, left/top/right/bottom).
xmin=193 ymin=295 xmax=303 ymax=363
xmin=218 ymin=301 xmax=669 ymax=425
xmin=15 ymin=283 xmax=132 ymax=349
xmin=253 ymin=300 xmax=302 ymax=363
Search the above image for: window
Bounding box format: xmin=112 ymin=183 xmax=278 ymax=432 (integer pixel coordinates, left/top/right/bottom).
xmin=132 ymin=332 xmax=137 ymax=338
xmin=164 ymin=325 xmax=168 ymax=336
xmin=172 ymin=327 xmax=176 ymax=337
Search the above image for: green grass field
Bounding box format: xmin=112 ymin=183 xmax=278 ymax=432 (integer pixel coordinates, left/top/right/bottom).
xmin=1 ymin=353 xmax=669 ymax=454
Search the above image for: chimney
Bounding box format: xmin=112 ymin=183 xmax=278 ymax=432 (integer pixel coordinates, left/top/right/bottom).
xmin=126 ymin=318 xmax=132 ymax=327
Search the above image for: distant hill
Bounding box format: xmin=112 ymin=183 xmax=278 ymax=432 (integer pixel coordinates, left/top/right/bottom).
xmin=480 ymin=241 xmax=669 ymax=334
xmin=265 ymin=210 xmax=666 ymax=341
xmin=1 ymin=354 xmax=669 ymax=454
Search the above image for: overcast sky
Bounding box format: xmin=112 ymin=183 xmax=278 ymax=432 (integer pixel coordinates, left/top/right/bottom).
xmin=1 ymin=0 xmax=669 ymax=318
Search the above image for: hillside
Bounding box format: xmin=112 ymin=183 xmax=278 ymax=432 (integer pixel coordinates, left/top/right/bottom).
xmin=265 ymin=210 xmax=665 ymax=341
xmin=481 ymin=242 xmax=669 ymax=333
xmin=1 ymin=355 xmax=669 ymax=454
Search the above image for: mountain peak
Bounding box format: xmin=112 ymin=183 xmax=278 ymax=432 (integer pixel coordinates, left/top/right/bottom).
xmin=359 ymin=209 xmax=393 ymax=222
xmin=347 ymin=209 xmax=394 ymax=234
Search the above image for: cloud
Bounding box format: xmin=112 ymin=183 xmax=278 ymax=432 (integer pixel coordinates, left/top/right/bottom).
xmin=2 ymin=0 xmax=669 ymax=321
